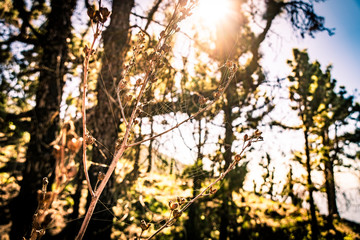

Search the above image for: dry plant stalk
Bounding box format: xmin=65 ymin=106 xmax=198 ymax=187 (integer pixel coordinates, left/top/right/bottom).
xmin=25 ymin=178 xmax=52 ymax=240
xmin=75 ymin=0 xmax=260 ymax=239
xmin=25 ymin=121 xmax=82 ymax=240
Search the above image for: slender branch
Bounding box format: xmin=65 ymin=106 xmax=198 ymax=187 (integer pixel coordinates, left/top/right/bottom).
xmin=82 ymin=24 xmax=101 ymax=197
xmin=131 ymin=12 xmax=167 ymax=28
xmin=146 ymin=136 xmax=261 ymax=240
xmin=127 ymin=66 xmax=237 ymax=148
xmin=75 ymin=106 xmax=131 ymax=240
xmin=0 ymin=34 xmax=38 ymax=45
xmin=116 ymin=90 xmax=128 ymax=125
xmin=144 ymin=0 xmax=163 ymax=31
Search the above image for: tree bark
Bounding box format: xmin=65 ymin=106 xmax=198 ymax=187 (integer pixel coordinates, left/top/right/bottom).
xmin=219 ymin=84 xmax=235 ymax=240
xmin=304 ymin=128 xmax=319 ymax=240
xmin=147 ymin=116 xmax=154 ymax=172
xmin=85 ymin=0 xmax=134 ymax=239
xmin=322 ymin=127 xmax=338 ymax=227
xmin=186 ymin=120 xmax=204 ymax=240
xmin=9 ymin=0 xmax=76 ymax=238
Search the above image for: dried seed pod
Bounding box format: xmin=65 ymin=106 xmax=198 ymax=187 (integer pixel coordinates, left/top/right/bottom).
xmin=135 ymin=107 xmax=142 ymax=116
xmin=173 ymin=209 xmax=182 ymax=218
xmin=83 ymin=45 xmax=90 ymax=55
xmin=125 ymin=95 xmax=133 ymax=102
xmin=254 ymin=129 xmax=262 ymax=137
xmin=169 ymin=200 xmax=179 ymax=210
xmin=87 ymin=6 xmax=96 ymax=19
xmin=42 ymin=177 xmax=49 ymax=192
xmin=209 ymin=187 xmax=217 ymax=194
xmin=85 ymin=133 xmax=95 ymax=145
xmin=93 ymin=10 xmax=102 ymax=23
xmin=177 ymin=197 xmax=186 ymax=205
xmin=243 ymin=134 xmax=249 ymax=142
xmin=135 ymin=78 xmax=143 ymax=86
xmin=140 ymin=219 xmax=151 ymax=230
xmin=97 ymin=172 xmax=105 ymax=181
xmin=67 ymin=137 xmax=82 ymax=153
xmin=99 ymin=7 xmax=110 ymax=23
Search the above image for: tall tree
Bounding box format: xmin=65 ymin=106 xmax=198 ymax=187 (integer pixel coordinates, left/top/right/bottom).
xmin=286 ymin=48 xmax=324 ymax=239
xmin=3 ymin=0 xmax=77 ymax=238
xmin=184 ymin=118 xmax=208 ymax=240
xmin=285 ymin=48 xmax=359 ymax=235
xmin=311 ymin=67 xmax=359 ymax=227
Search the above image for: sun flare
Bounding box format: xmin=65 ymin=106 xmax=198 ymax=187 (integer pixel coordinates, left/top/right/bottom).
xmin=193 ymin=0 xmax=231 ymax=31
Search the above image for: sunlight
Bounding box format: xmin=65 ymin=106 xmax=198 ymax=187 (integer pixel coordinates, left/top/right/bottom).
xmin=193 ymin=0 xmax=231 ymax=31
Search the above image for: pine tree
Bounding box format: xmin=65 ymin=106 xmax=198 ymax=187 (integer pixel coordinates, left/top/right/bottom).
xmin=286 ymin=48 xmax=322 ymax=239
xmin=311 ymin=67 xmax=359 ymax=227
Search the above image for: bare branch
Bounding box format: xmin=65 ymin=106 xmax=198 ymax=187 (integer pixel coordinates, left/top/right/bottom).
xmin=127 ymin=64 xmax=238 ymax=148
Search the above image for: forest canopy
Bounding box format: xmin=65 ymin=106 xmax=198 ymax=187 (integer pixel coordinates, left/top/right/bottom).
xmin=0 ymin=0 xmax=359 ymax=239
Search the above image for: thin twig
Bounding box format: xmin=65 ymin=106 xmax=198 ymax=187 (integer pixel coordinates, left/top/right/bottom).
xmin=146 ymin=136 xmax=262 ymax=240
xmin=127 ymin=66 xmax=237 ymax=148
xmin=82 ymin=25 xmax=101 ymax=197
xmin=116 ymin=90 xmax=128 ymax=125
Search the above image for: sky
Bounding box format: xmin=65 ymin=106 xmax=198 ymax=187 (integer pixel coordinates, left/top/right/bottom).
xmin=307 ymin=0 xmax=360 ymax=92
xmin=262 ymin=0 xmax=360 ymax=93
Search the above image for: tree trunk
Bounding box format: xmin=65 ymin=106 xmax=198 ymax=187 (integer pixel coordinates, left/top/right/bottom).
xmin=186 ymin=120 xmax=203 ymax=240
xmin=219 ymin=87 xmax=234 ymax=240
xmin=322 ymin=127 xmax=338 ymax=227
xmin=9 ymin=0 xmax=76 ymax=238
xmin=85 ymin=0 xmax=134 ymax=239
xmin=304 ymin=128 xmax=319 ymax=240
xmin=147 ymin=116 xmax=154 ymax=172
